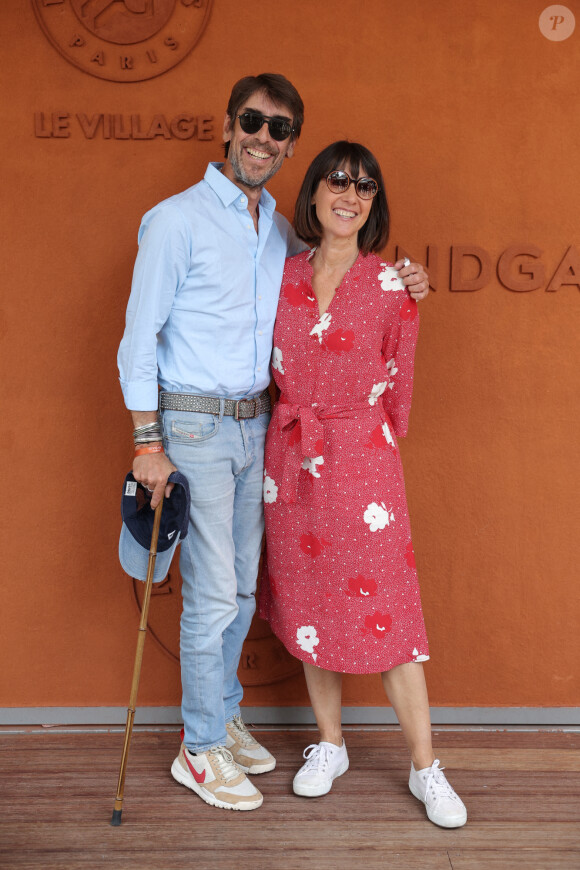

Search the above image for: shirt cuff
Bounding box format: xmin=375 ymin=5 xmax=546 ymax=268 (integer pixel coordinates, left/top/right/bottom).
xmin=120 ymin=379 xmax=160 ymax=411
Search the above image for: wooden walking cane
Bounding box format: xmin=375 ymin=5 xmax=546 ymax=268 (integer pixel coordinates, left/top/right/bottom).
xmin=111 ymin=498 xmax=164 ymax=826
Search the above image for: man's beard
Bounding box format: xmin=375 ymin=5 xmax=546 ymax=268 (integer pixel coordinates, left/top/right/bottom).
xmin=228 ymin=144 xmax=282 ymax=189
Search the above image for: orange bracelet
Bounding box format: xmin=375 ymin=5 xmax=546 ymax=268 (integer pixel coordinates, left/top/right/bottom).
xmin=134 ymin=445 xmax=164 ymax=456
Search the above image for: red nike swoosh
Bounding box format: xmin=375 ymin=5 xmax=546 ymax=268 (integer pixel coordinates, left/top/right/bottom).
xmin=184 ymin=751 xmax=206 ymax=784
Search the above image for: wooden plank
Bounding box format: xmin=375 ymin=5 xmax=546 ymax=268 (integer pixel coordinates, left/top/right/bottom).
xmin=4 ymin=743 xmax=579 ymax=772
xmin=423 ymin=749 xmax=580 ymax=771
xmin=449 ymin=850 xmax=580 ymax=869
xmin=2 ymin=822 xmax=579 ymax=851
xmin=3 ymin=850 xmax=455 ymax=870
xmin=2 ymin=764 xmax=579 ymax=822
xmin=1 ymin=728 xmax=579 ymax=752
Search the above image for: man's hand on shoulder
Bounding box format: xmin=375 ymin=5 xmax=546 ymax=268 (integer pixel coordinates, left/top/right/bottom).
xmin=394 ymin=258 xmax=430 ymax=301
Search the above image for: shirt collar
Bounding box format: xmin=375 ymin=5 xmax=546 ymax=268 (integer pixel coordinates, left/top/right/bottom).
xmin=204 ymin=162 xmax=276 ymax=214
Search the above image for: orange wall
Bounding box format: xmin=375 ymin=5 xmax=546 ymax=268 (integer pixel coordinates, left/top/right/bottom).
xmin=2 ymin=0 xmax=579 ymax=712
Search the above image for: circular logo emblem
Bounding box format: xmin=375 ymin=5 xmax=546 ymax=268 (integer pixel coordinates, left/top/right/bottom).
xmin=32 ymin=0 xmax=213 ymax=82
xmin=539 ymin=5 xmax=575 ymax=41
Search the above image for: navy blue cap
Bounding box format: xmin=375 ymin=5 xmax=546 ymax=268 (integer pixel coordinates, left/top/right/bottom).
xmin=119 ymin=471 xmax=190 ymax=582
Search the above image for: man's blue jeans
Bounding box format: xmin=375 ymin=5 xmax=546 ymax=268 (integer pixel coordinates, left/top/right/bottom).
xmin=161 ymin=404 xmax=269 ymax=752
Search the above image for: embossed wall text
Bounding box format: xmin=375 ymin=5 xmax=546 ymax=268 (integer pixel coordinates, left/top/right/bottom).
xmin=395 ymin=245 xmax=580 ymax=293
xmin=34 ymin=111 xmax=214 ymax=140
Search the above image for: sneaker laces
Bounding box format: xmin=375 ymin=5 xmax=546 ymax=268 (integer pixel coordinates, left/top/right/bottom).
xmin=207 ymin=746 xmax=240 ymax=783
xmin=423 ymin=759 xmax=461 ymax=803
xmin=301 ymin=743 xmax=332 ymax=774
xmin=228 ymin=715 xmax=257 ymax=748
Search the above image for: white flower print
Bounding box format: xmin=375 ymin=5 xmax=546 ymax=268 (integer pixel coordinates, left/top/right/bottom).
xmin=378 ymin=263 xmax=405 ymax=292
xmin=412 ymin=647 xmax=430 ymax=662
xmin=364 ymin=502 xmax=395 ymax=532
xmin=297 ymin=625 xmax=320 ymax=661
xmin=263 ymin=471 xmax=278 ymax=504
xmin=271 ymin=346 xmax=285 ymax=374
xmin=310 ymin=311 xmax=332 ymax=343
xmin=382 ymin=421 xmax=395 ymax=447
xmin=386 ymin=358 xmax=398 ymax=390
xmin=368 ymin=382 xmax=387 ymax=406
xmin=302 ymin=455 xmax=324 ymax=478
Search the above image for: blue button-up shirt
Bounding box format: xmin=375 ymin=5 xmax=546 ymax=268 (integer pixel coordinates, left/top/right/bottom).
xmin=118 ymin=162 xmax=306 ymax=410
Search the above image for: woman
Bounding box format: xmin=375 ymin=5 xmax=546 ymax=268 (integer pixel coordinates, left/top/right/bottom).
xmin=259 ymin=141 xmax=467 ymax=828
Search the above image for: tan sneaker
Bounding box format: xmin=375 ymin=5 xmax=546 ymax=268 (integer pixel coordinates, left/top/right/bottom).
xmin=171 ymin=741 xmax=263 ymax=811
xmin=225 ymin=715 xmax=276 ymax=774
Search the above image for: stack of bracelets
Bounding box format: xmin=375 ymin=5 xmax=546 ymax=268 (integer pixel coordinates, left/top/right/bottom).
xmin=133 ymin=419 xmax=164 ymax=456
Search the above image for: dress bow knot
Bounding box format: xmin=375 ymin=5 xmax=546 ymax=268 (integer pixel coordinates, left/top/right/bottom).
xmin=277 ymin=404 xmax=323 ymax=458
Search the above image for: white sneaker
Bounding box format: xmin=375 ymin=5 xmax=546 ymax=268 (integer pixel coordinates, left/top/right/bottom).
xmin=409 ymin=759 xmax=467 ymax=828
xmin=225 ymin=715 xmax=276 ymax=774
xmin=293 ymin=741 xmax=349 ymax=797
xmin=171 ymin=742 xmax=263 ymax=811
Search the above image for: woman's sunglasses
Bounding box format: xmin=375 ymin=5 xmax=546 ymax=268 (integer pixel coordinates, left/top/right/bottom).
xmin=237 ymin=111 xmax=295 ymax=142
xmin=325 ymin=170 xmax=379 ymax=200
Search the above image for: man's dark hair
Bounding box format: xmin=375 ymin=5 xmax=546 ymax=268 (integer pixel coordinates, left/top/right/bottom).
xmin=224 ymin=73 xmax=304 ymax=157
xmin=293 ymin=141 xmax=390 ymax=256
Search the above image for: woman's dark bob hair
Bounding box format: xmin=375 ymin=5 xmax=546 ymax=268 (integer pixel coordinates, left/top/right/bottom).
xmin=293 ymin=141 xmax=389 ymax=256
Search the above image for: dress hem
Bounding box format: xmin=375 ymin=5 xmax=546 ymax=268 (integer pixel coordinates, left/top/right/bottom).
xmin=264 ymin=616 xmax=430 ymax=676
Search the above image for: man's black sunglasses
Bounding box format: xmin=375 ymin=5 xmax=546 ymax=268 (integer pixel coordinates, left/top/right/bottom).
xmin=237 ymin=111 xmax=295 ymax=142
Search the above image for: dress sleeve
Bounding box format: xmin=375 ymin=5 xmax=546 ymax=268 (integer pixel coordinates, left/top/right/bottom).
xmin=380 ymin=294 xmax=419 ymax=437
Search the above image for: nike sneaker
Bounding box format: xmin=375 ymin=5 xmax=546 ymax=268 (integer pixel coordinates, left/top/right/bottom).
xmin=225 ymin=715 xmax=276 ymax=774
xmin=171 ymin=740 xmax=263 ymax=811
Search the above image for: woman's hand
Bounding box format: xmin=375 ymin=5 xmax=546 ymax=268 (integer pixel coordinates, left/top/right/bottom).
xmin=133 ymin=451 xmax=177 ymax=509
xmin=395 ymin=258 xmax=430 ymax=301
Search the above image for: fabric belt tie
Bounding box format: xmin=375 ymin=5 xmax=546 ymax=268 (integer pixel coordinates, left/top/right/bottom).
xmin=277 ymin=395 xmax=374 ymax=504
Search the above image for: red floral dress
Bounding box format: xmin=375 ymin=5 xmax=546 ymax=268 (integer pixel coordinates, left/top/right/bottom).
xmin=258 ymin=250 xmax=429 ymax=674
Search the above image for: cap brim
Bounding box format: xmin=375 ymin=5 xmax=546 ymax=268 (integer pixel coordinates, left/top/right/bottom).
xmin=119 ymin=523 xmax=180 ymax=583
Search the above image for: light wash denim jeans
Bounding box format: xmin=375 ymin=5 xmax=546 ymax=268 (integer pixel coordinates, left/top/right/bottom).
xmin=161 ymin=404 xmax=269 ymax=752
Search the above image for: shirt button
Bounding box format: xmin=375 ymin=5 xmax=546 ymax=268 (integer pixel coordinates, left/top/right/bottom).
xmin=258 ymin=295 xmax=262 ymax=300
xmin=258 ymin=330 xmax=263 ymax=335
xmin=240 ymin=196 xmax=246 ymax=204
xmin=257 ymin=366 xmax=262 ymax=372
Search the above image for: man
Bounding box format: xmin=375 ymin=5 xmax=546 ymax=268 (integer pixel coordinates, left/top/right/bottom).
xmin=118 ymin=73 xmax=429 ymax=812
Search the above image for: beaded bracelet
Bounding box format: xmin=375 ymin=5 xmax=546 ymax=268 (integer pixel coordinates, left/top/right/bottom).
xmin=134 ymin=445 xmax=164 ymax=456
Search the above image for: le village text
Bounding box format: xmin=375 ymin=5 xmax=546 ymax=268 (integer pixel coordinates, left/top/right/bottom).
xmin=34 ymin=111 xmax=214 ymax=141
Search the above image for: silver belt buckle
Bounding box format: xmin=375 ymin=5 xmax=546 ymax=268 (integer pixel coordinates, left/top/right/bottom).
xmin=234 ymin=397 xmax=258 ymax=420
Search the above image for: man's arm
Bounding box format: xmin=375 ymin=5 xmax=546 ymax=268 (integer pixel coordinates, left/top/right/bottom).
xmin=119 ymin=205 xmax=190 ymax=507
xmin=131 ymin=411 xmax=176 ymax=509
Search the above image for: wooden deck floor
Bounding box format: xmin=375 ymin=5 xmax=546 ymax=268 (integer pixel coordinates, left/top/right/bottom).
xmin=1 ymin=728 xmax=579 ymax=869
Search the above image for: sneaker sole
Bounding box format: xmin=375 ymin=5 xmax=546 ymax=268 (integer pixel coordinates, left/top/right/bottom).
xmin=408 ymin=781 xmax=467 ymax=828
xmin=235 ymin=758 xmax=277 ymax=775
xmin=293 ymin=758 xmax=349 ymax=797
xmin=171 ymin=758 xmax=263 ymax=811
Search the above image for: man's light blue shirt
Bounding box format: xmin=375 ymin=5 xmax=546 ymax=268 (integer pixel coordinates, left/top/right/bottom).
xmin=118 ymin=162 xmax=306 ymax=410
